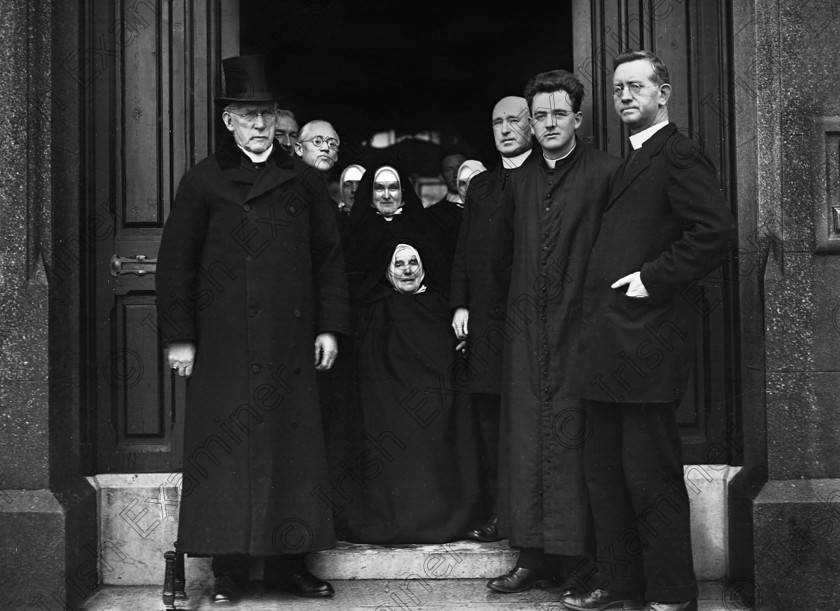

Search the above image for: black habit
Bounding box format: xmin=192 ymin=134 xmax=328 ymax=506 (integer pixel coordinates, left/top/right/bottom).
xmin=341 ymin=240 xmax=482 ymax=543
xmin=425 ymin=196 xmax=464 ymax=286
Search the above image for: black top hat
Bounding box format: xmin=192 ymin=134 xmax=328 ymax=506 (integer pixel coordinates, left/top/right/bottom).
xmin=215 ymin=54 xmax=283 ymax=104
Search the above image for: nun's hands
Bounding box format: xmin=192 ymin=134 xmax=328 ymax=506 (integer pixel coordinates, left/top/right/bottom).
xmin=314 ymin=333 xmax=338 ymax=371
xmin=166 ymin=341 xmax=196 ymax=377
xmin=452 ymin=307 xmax=469 ymax=339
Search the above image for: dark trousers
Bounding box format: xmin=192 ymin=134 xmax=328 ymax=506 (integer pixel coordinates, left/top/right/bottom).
xmin=471 ymin=392 xmax=500 ymax=513
xmin=212 ymin=554 xmax=306 ymax=583
xmin=583 ymin=400 xmax=698 ymax=602
xmin=514 ymin=547 xmax=592 ymax=582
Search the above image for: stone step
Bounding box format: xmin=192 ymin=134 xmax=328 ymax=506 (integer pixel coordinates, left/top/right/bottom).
xmin=81 ymin=580 xmax=736 ymax=610
xmin=312 ymin=540 xmax=517 ymax=580
xmin=146 ymin=540 xmax=517 ymax=588
xmin=90 ymin=467 xmax=741 ymax=587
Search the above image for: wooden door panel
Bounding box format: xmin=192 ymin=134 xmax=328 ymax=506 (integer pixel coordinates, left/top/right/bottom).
xmin=91 ymin=0 xmax=236 ymax=473
xmin=573 ymin=0 xmax=741 ymax=464
xmin=114 ymin=296 xmax=165 ymax=439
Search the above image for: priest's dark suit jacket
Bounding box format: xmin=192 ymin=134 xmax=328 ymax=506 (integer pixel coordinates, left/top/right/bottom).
xmin=572 ymin=122 xmax=736 ymax=403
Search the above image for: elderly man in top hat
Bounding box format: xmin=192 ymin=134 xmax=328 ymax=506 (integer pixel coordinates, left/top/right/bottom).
xmin=155 ymin=54 xmax=350 ymax=604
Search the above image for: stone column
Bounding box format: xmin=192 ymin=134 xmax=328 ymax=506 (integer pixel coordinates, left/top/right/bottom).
xmin=730 ymin=1 xmax=840 ymax=608
xmin=0 ymin=2 xmax=97 ymax=608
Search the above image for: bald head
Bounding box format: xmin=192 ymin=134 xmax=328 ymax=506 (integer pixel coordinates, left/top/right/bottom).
xmin=492 ymin=96 xmax=532 ymax=157
xmin=295 ymin=120 xmax=339 ymax=171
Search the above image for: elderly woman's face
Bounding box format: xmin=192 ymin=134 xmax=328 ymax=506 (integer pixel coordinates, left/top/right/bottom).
xmin=372 ymin=168 xmax=403 ymax=216
xmin=387 ymin=245 xmax=424 ymax=294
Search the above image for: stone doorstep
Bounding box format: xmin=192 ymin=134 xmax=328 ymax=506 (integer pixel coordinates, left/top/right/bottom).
xmin=89 ymin=466 xmax=741 ymax=587
xmin=81 ymin=580 xmax=733 ymax=611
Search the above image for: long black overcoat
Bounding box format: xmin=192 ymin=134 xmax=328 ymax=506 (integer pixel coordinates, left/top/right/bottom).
xmin=155 ymin=137 xmax=350 ymax=556
xmin=573 ymin=123 xmax=736 ymax=403
xmin=449 ymin=163 xmax=516 ymax=394
xmin=497 ymin=141 xmax=621 ymax=555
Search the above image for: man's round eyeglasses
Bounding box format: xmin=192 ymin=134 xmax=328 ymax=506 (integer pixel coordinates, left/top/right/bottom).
xmin=300 ymin=136 xmax=340 ymax=151
xmin=227 ymin=109 xmax=277 ymax=124
xmin=612 ymin=82 xmax=656 ymax=97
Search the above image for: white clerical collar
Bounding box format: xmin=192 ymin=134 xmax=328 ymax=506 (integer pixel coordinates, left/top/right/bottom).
xmin=501 ymin=147 xmax=533 ymax=169
xmin=629 ymin=120 xmax=669 ymax=150
xmin=238 ymin=142 xmax=274 ymax=163
xmin=542 ymin=138 xmax=576 ymax=169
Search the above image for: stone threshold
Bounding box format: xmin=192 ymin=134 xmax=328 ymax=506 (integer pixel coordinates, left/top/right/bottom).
xmin=89 ymin=466 xmax=741 ymax=587
xmin=81 ymin=579 xmax=736 ymax=610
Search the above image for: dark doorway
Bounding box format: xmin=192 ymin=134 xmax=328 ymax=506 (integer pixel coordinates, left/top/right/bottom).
xmin=240 ymin=0 xmax=573 ymax=168
xmin=83 ymin=0 xmax=739 ymax=474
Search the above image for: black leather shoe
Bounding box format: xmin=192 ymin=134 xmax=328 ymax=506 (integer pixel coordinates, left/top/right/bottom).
xmin=466 ymin=514 xmax=501 ymax=542
xmin=279 ymin=569 xmax=335 ymax=598
xmin=563 ymin=588 xmax=644 ymax=610
xmin=210 ymin=574 xmax=242 ymax=604
xmin=558 ymin=569 xmax=590 ymax=597
xmin=487 ymin=566 xmax=560 ymax=593
xmin=643 ymin=601 xmax=698 ymax=611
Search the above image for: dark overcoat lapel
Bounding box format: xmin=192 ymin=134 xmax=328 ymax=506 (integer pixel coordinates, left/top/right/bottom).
xmin=605 ymin=134 xmax=659 ymax=209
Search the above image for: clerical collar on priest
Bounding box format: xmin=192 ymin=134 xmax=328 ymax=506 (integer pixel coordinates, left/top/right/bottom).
xmin=238 ymin=143 xmax=274 ymax=164
xmin=543 ymin=138 xmax=576 ymax=169
xmin=629 ymin=120 xmax=669 ymax=150
xmin=502 ymin=147 xmax=533 ymax=169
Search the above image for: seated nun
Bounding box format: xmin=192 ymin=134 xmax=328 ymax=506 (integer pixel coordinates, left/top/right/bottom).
xmin=339 ymin=238 xmax=483 ymax=544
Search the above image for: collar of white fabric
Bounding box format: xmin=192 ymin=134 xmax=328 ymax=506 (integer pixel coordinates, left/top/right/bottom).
xmin=238 ymin=142 xmax=274 ymax=163
xmin=502 ymin=147 xmax=533 ymax=169
xmin=394 ymin=283 xmax=427 ymax=295
xmin=543 ymin=138 xmax=576 ymax=169
xmin=445 ymin=192 xmax=464 ymax=204
xmin=629 ymin=120 xmax=669 ymax=150
xmin=376 ymin=206 xmax=405 ymax=221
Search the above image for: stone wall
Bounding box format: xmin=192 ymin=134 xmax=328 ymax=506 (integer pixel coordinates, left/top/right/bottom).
xmin=730 ymin=1 xmax=840 ymax=608
xmin=0 ymin=2 xmax=97 ymax=608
